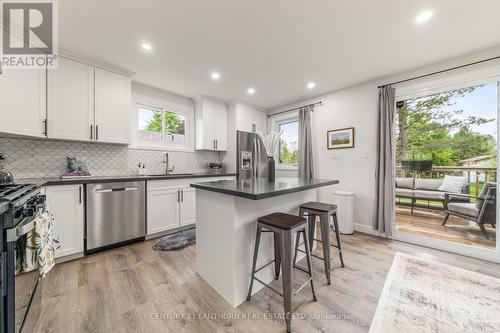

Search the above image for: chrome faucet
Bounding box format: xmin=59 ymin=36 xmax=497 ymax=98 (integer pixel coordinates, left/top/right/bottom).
xmin=163 ymin=153 xmax=175 ymax=174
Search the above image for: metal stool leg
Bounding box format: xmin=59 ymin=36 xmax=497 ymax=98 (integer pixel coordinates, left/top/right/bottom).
xmin=292 ymin=228 xmax=300 ymax=266
xmin=247 ymin=223 xmax=262 ymax=301
xmin=332 ymin=212 xmax=345 ymax=268
xmin=307 ymin=214 xmax=316 ymax=252
xmin=319 ymin=212 xmax=331 ymax=285
xmin=302 ymin=226 xmax=317 ymax=302
xmin=280 ymin=229 xmax=294 ymax=333
xmin=274 ymin=233 xmax=281 ymax=279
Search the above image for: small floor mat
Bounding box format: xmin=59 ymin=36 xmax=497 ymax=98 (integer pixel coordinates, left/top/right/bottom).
xmin=152 ymin=228 xmax=196 ymax=251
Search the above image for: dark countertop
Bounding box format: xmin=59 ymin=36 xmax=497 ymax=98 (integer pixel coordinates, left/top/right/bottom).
xmin=190 ymin=177 xmax=339 ymax=200
xmin=15 ymin=173 xmax=237 ymax=187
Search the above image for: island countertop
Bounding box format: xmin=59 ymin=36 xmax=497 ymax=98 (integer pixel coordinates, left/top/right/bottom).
xmin=190 ymin=177 xmax=339 ymax=200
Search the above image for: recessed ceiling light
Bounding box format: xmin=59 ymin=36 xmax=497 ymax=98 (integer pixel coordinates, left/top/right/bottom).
xmin=211 ymin=72 xmax=220 ymax=80
xmin=247 ymin=88 xmax=256 ymax=95
xmin=415 ymin=10 xmax=434 ymax=24
xmin=141 ymin=43 xmax=152 ymax=51
xmin=307 ymin=82 xmax=316 ymax=89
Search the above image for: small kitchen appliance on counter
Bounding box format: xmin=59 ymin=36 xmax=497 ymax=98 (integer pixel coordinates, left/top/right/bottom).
xmin=208 ymin=163 xmax=223 ymax=175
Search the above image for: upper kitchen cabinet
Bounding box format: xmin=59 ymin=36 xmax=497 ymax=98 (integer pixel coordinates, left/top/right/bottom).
xmin=47 ymin=57 xmax=95 ymax=141
xmin=94 ymin=68 xmax=131 ymax=144
xmin=0 ymin=67 xmax=47 ymax=138
xmin=231 ymin=102 xmax=267 ymax=134
xmin=195 ymin=96 xmax=227 ymax=151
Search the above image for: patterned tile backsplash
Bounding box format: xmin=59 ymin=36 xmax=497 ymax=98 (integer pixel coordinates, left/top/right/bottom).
xmin=0 ymin=137 xmax=221 ymax=179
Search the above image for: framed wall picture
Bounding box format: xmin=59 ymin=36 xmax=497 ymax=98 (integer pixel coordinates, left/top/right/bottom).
xmin=327 ymin=127 xmax=355 ymax=149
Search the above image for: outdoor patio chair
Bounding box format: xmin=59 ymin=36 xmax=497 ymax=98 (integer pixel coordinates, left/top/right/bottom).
xmin=442 ymin=182 xmax=496 ymax=240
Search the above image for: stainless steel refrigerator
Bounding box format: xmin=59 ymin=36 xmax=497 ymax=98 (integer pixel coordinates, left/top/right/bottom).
xmin=236 ymin=131 xmax=269 ymax=179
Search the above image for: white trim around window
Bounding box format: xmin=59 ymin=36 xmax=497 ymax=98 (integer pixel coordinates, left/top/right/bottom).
xmin=271 ymin=111 xmax=299 ymax=170
xmin=129 ymin=95 xmax=195 ymax=152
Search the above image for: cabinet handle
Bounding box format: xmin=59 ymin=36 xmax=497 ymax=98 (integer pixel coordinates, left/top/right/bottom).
xmin=95 ymin=125 xmax=99 ymax=140
xmin=177 ymin=189 xmax=180 ymax=202
xmin=42 ymin=119 xmax=47 ymax=136
xmin=181 ymin=189 xmax=184 ymax=202
xmin=79 ymin=186 xmax=82 ymax=204
xmin=215 ymin=140 xmax=218 ymax=150
xmin=90 ymin=124 xmax=93 ymax=140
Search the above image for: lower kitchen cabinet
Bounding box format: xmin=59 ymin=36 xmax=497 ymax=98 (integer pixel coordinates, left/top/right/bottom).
xmin=147 ymin=186 xmax=180 ymax=234
xmin=179 ymin=185 xmax=196 ymax=226
xmin=147 ymin=179 xmax=197 ymax=235
xmin=46 ymin=185 xmax=84 ymax=258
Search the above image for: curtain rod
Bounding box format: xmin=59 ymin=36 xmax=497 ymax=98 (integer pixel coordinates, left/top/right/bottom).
xmin=268 ymin=101 xmax=323 ymax=118
xmin=378 ymin=55 xmax=500 ymax=89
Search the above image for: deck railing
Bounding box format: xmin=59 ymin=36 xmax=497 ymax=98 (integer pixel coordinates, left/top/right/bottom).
xmin=395 ymin=165 xmax=497 ymax=195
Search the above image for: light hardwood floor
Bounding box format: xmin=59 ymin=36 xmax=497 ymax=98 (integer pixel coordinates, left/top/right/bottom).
xmin=395 ymin=206 xmax=496 ymax=249
xmin=32 ymin=230 xmax=500 ymax=333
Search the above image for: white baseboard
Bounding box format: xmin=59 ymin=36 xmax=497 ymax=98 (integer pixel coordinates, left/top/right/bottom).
xmin=353 ymin=222 xmax=387 ymax=238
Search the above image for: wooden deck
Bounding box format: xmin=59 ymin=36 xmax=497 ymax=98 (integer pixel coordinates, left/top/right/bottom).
xmin=395 ymin=206 xmax=496 ymax=249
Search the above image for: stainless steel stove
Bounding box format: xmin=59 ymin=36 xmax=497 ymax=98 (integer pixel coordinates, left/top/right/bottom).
xmin=0 ymin=183 xmax=45 ymax=333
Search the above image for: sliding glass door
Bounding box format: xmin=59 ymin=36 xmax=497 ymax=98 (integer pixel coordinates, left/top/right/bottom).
xmin=391 ymin=71 xmax=499 ymax=261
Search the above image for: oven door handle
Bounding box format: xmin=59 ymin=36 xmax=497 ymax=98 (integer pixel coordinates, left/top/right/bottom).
xmin=7 ymin=217 xmax=36 ymax=242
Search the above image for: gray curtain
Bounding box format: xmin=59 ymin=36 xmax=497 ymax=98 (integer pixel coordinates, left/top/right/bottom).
xmin=374 ymin=87 xmax=395 ymax=235
xmin=298 ymin=105 xmax=314 ymax=180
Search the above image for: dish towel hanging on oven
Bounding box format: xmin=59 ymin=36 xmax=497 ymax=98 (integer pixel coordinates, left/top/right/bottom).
xmin=16 ymin=208 xmax=60 ymax=278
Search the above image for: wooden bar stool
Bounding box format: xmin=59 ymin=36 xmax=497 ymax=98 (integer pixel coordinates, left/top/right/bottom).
xmin=293 ymin=202 xmax=345 ymax=285
xmin=247 ymin=212 xmax=317 ymax=333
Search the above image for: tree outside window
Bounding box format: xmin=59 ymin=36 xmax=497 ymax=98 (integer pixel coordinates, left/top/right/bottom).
xmin=279 ymin=120 xmax=299 ymax=166
xmin=138 ymin=106 xmax=186 ymax=144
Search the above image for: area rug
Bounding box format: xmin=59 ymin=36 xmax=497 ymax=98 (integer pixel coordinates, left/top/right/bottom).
xmin=369 ymin=252 xmax=500 ymax=333
xmin=152 ymin=228 xmax=195 ymax=251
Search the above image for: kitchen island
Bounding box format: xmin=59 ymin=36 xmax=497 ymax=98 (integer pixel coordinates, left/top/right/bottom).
xmin=190 ymin=177 xmax=339 ymax=307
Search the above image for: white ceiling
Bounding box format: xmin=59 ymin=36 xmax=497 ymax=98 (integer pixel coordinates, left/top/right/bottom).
xmin=59 ymin=0 xmax=500 ymax=110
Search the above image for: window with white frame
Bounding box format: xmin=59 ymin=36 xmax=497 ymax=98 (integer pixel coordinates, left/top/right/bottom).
xmin=277 ymin=117 xmax=299 ymax=168
xmin=137 ymin=106 xmax=186 ymax=145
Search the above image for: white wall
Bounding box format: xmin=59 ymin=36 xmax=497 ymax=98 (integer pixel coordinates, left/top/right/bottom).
xmin=272 ymin=82 xmax=379 ymax=229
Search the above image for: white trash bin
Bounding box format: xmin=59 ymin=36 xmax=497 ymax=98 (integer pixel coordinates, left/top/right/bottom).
xmin=332 ymin=190 xmax=354 ymax=235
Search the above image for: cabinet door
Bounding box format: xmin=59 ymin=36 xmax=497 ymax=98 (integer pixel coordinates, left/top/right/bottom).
xmin=147 ymin=187 xmax=180 ymax=234
xmin=253 ymin=110 xmax=268 ymax=134
xmin=47 ymin=58 xmax=94 ymax=141
xmin=0 ymin=68 xmax=46 ymax=137
xmin=214 ymin=103 xmax=228 ymax=150
xmin=94 ymin=69 xmax=130 ymax=144
xmin=201 ymin=99 xmax=215 ymax=150
xmin=235 ymin=104 xmax=253 ymax=132
xmin=46 ymin=185 xmax=84 ymax=258
xmin=179 ymin=186 xmax=196 ymax=226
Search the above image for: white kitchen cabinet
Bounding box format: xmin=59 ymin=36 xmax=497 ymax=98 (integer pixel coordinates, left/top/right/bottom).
xmin=94 ymin=68 xmax=130 ymax=144
xmin=0 ymin=67 xmax=46 ymax=138
xmin=147 ymin=186 xmax=180 ymax=234
xmin=179 ymin=186 xmax=196 ymax=226
xmin=47 ymin=57 xmax=95 ymax=141
xmin=252 ymin=109 xmax=268 ymax=134
xmin=46 ymin=185 xmax=84 ymax=259
xmin=147 ymin=179 xmax=198 ymax=235
xmin=195 ymin=96 xmax=227 ymax=151
xmin=234 ymin=103 xmax=267 ymax=133
xmin=214 ymin=103 xmax=228 ymax=150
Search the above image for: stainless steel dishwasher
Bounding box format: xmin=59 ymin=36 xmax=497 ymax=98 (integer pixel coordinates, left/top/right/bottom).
xmin=86 ymin=181 xmax=145 ymax=252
